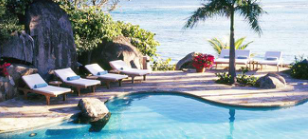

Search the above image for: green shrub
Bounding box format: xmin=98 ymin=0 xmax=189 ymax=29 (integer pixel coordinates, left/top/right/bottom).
xmin=151 ymin=58 xmax=175 ymax=71
xmin=215 ymin=72 xmax=231 ymax=84
xmin=236 ymin=74 xmax=258 ymax=86
xmin=290 ymin=56 xmax=308 ymax=79
xmin=116 ymin=21 xmax=159 ymax=58
xmin=0 ymin=0 xmax=27 ymax=41
xmin=215 ymin=67 xmax=258 ymax=86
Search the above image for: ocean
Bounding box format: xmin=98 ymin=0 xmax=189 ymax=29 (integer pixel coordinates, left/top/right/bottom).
xmin=111 ymin=0 xmax=308 ymax=64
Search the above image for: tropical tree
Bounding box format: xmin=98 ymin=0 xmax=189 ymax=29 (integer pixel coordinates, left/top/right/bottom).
xmin=208 ymin=37 xmax=253 ymax=54
xmin=184 ymin=0 xmax=265 ymax=84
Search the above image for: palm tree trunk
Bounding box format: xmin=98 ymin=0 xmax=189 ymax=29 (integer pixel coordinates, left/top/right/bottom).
xmin=229 ymin=5 xmax=236 ymax=84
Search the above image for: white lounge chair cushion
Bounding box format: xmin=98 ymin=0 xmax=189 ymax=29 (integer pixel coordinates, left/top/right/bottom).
xmin=236 ymin=59 xmax=250 ymax=64
xmin=65 ymin=78 xmax=100 ymax=87
xmin=215 ymin=58 xmax=229 ymax=63
xmin=110 ymin=60 xmax=151 ymax=76
xmin=22 ymin=74 xmax=47 ymax=89
xmin=54 ymin=68 xmax=79 ymax=82
xmin=85 ymin=64 xmax=128 ymax=80
xmin=54 ymin=68 xmax=100 ymax=87
xmin=216 ymin=58 xmax=249 ymax=64
xmin=257 ymin=60 xmax=281 ymax=65
xmin=33 ymin=86 xmax=71 ymax=96
xmin=97 ymin=73 xmax=128 ymax=81
xmin=120 ymin=69 xmax=150 ymax=76
xmin=218 ymin=49 xmax=230 ymax=58
xmin=22 ymin=74 xmax=71 ymax=95
xmin=109 ymin=60 xmax=131 ymax=71
xmin=255 ymin=51 xmax=282 ymax=66
xmin=235 ymin=50 xmax=250 ymax=58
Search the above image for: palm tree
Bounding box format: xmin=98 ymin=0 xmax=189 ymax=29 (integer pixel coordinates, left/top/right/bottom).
xmin=208 ymin=37 xmax=253 ymax=55
xmin=184 ymin=0 xmax=265 ymax=84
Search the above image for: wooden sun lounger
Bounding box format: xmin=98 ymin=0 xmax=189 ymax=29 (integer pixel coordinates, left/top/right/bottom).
xmin=109 ymin=60 xmax=151 ymax=83
xmin=54 ymin=68 xmax=101 ymax=96
xmin=22 ymin=74 xmax=72 ymax=105
xmin=85 ymin=64 xmax=128 ymax=89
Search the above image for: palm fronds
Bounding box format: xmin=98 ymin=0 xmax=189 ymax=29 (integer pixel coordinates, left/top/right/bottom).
xmin=208 ymin=37 xmax=228 ymax=54
xmin=208 ymin=37 xmax=253 ymax=54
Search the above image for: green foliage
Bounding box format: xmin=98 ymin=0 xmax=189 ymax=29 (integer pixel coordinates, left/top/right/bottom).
xmin=215 ymin=67 xmax=258 ymax=86
xmin=236 ymin=67 xmax=258 ymax=86
xmin=215 ymin=72 xmax=231 ymax=84
xmin=151 ymin=58 xmax=175 ymax=71
xmin=56 ymin=0 xmax=123 ymax=12
xmin=208 ymin=37 xmax=253 ymax=54
xmin=69 ymin=7 xmax=119 ymax=53
xmin=236 ymin=74 xmax=258 ymax=86
xmin=290 ymin=56 xmax=308 ymax=80
xmin=0 ymin=0 xmax=29 ymax=41
xmin=116 ymin=22 xmax=159 ymax=57
xmin=59 ymin=0 xmax=159 ymax=57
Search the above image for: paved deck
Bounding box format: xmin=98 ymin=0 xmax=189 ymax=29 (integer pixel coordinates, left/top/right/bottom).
xmin=0 ymin=70 xmax=308 ymax=133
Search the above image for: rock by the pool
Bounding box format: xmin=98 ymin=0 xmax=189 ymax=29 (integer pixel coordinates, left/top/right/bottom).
xmin=78 ymin=98 xmax=109 ymax=119
xmin=81 ymin=36 xmax=144 ymax=70
xmin=7 ymin=64 xmax=38 ymax=88
xmin=0 ymin=31 xmax=34 ymax=64
xmin=25 ymin=0 xmax=77 ymax=79
xmin=256 ymin=73 xmax=286 ymax=89
xmin=176 ymin=52 xmax=198 ymax=70
xmin=0 ymin=76 xmax=18 ymax=102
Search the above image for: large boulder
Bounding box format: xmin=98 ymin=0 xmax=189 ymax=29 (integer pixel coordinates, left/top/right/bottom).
xmin=25 ymin=0 xmax=77 ymax=79
xmin=176 ymin=52 xmax=197 ymax=70
xmin=0 ymin=76 xmax=18 ymax=102
xmin=256 ymin=73 xmax=286 ymax=89
xmin=7 ymin=64 xmax=38 ymax=88
xmin=85 ymin=36 xmax=143 ymax=70
xmin=78 ymin=98 xmax=110 ymax=122
xmin=0 ymin=31 xmax=34 ymax=64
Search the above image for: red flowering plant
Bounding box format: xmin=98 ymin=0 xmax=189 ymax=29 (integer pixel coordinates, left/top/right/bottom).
xmin=192 ymin=53 xmax=215 ymax=71
xmin=0 ymin=59 xmax=11 ymax=77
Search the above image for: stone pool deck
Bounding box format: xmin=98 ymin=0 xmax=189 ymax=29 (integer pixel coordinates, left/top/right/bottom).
xmin=1 ymin=69 xmax=308 ymax=133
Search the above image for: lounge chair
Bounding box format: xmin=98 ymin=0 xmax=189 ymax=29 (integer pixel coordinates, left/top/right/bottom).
xmin=54 ymin=68 xmax=101 ymax=96
xmin=215 ymin=49 xmax=251 ymax=68
xmin=255 ymin=51 xmax=283 ymax=71
xmin=215 ymin=49 xmax=230 ymax=68
xmin=235 ymin=50 xmax=251 ymax=67
xmin=109 ymin=60 xmax=151 ymax=83
xmin=21 ymin=74 xmax=72 ymax=105
xmin=85 ymin=64 xmax=128 ymax=88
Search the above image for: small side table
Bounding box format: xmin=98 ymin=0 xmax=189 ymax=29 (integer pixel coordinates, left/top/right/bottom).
xmin=109 ymin=70 xmax=121 ymax=74
xmin=49 ymin=81 xmax=62 ymax=87
xmin=86 ymin=76 xmax=99 ymax=80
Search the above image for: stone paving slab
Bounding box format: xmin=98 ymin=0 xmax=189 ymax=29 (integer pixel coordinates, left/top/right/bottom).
xmin=0 ymin=70 xmax=308 ymax=133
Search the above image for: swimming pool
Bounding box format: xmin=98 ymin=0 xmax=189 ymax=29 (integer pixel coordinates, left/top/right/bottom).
xmin=1 ymin=92 xmax=308 ymax=139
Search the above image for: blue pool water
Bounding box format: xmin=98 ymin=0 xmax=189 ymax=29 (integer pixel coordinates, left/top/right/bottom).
xmin=1 ymin=93 xmax=308 ymax=139
xmin=111 ymin=0 xmax=308 ymax=63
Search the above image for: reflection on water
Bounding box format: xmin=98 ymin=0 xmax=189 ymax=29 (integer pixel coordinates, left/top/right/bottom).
xmin=228 ymin=109 xmax=236 ymax=139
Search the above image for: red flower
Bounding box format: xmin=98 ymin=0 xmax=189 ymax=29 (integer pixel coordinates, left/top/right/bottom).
xmin=0 ymin=62 xmax=11 ymax=77
xmin=192 ymin=53 xmax=215 ymax=69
